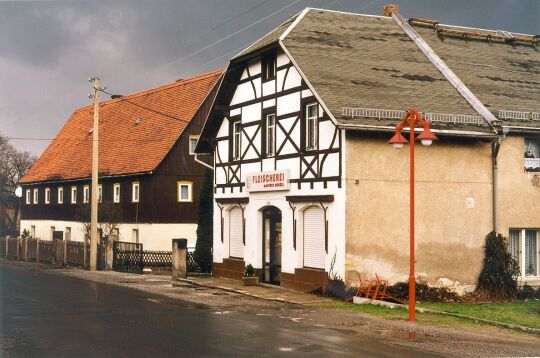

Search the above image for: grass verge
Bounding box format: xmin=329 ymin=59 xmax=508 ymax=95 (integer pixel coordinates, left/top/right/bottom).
xmin=319 ymin=301 xmax=492 ymax=329
xmin=418 ymin=301 xmax=540 ymax=329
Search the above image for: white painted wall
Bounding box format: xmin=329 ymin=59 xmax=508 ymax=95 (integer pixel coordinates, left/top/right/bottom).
xmin=20 ymin=219 xmax=197 ymax=251
xmin=212 ymin=48 xmax=347 ymax=279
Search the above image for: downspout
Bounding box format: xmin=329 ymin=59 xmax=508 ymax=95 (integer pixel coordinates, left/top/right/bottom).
xmin=492 ymin=130 xmax=507 ymax=233
xmin=194 ymin=154 xmax=214 ymax=171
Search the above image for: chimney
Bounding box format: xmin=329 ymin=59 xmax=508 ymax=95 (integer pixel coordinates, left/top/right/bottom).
xmin=383 ymin=4 xmax=400 ymax=16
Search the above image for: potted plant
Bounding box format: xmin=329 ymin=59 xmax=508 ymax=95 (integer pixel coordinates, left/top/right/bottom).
xmin=242 ymin=264 xmax=258 ymax=286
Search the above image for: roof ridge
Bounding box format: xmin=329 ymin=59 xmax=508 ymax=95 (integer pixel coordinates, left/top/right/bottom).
xmin=73 ymin=69 xmax=223 ymax=113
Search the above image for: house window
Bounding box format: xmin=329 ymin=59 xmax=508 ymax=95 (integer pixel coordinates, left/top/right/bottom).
xmin=26 ymin=189 xmax=31 ymax=204
xmin=58 ymin=187 xmax=64 ymax=204
xmin=113 ymin=183 xmax=121 ymax=203
xmin=45 ymin=188 xmax=51 ymax=204
xmin=132 ymin=182 xmax=140 ymax=203
xmin=524 ymin=138 xmax=540 ymax=172
xmin=305 ymin=103 xmax=318 ymax=151
xmin=510 ymin=229 xmax=540 ymax=277
xmin=83 ymin=185 xmax=90 ymax=204
xmin=71 ymin=186 xmax=77 ymax=204
xmin=262 ymin=52 xmax=276 ymax=81
xmin=232 ymin=121 xmax=242 ymax=160
xmin=98 ymin=184 xmax=103 ymax=203
xmin=189 ymin=135 xmax=199 ymax=155
xmin=177 ymin=181 xmax=193 ymax=202
xmin=265 ymin=113 xmax=276 ymax=157
xmin=33 ymin=188 xmax=38 ymax=204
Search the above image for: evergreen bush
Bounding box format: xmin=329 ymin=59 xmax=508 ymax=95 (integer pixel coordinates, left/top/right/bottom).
xmin=194 ymin=169 xmax=213 ymax=273
xmin=476 ymin=231 xmax=520 ymax=300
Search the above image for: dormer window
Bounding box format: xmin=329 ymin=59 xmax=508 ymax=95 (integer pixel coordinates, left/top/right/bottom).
xmin=45 ymin=188 xmax=51 ymax=204
xmin=262 ymin=52 xmax=276 ymax=82
xmin=83 ymin=185 xmax=90 ymax=204
xmin=58 ymin=187 xmax=64 ymax=204
xmin=113 ymin=183 xmax=121 ymax=203
xmin=71 ymin=186 xmax=77 ymax=204
xmin=33 ymin=188 xmax=38 ymax=204
xmin=26 ymin=189 xmax=31 ymax=205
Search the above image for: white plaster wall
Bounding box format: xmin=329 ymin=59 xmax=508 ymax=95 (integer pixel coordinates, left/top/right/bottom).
xmin=20 ymin=220 xmax=197 ymax=251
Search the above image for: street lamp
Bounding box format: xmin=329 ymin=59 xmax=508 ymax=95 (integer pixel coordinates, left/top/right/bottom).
xmin=388 ymin=108 xmax=438 ymax=322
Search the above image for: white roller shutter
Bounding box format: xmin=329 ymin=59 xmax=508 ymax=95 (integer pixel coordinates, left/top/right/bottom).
xmin=229 ymin=207 xmax=244 ymax=258
xmin=303 ymin=206 xmax=326 ymax=269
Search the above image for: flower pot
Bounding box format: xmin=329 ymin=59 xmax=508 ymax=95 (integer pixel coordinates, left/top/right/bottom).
xmin=243 ymin=276 xmax=259 ymax=286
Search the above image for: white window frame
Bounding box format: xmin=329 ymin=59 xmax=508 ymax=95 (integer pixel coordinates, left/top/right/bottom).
xmin=33 ymin=188 xmax=38 ymax=204
xmin=45 ymin=188 xmax=51 ymax=204
xmin=113 ymin=183 xmax=121 ymax=203
xmin=26 ymin=189 xmax=31 ymax=204
xmin=98 ymin=184 xmax=103 ymax=203
xmin=266 ymin=113 xmax=276 ymax=157
xmin=305 ymin=103 xmax=318 ymax=151
xmin=58 ymin=187 xmax=64 ymax=204
xmin=132 ymin=182 xmax=140 ymax=203
xmin=177 ymin=181 xmax=193 ymax=203
xmin=71 ymin=186 xmax=77 ymax=204
xmin=510 ymin=228 xmax=540 ymax=278
xmin=232 ymin=121 xmax=241 ymax=160
xmin=189 ymin=135 xmax=199 ymax=155
xmin=83 ymin=185 xmax=90 ymax=204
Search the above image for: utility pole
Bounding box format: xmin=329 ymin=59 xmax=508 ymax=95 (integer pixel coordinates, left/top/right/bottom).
xmin=89 ymin=77 xmax=100 ymax=271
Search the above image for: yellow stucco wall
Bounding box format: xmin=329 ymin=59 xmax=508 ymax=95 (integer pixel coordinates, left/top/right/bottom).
xmin=497 ymin=135 xmax=540 ymax=235
xmin=345 ymin=133 xmax=493 ymax=287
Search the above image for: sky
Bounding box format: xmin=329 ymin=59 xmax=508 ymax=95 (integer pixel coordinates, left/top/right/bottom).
xmin=1 ymin=0 xmax=539 ymax=156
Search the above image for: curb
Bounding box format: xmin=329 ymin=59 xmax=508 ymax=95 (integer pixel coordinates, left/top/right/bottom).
xmin=174 ymin=278 xmax=307 ymax=305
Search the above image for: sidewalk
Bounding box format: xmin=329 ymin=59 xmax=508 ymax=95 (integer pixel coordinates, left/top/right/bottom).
xmin=177 ymin=275 xmax=337 ymax=306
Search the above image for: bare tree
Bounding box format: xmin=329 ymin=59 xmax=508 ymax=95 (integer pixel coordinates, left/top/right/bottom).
xmin=76 ymin=201 xmax=123 ymax=242
xmin=0 ymin=134 xmax=37 ymax=236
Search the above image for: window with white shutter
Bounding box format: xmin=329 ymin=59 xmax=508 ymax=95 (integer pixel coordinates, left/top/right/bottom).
xmin=229 ymin=207 xmax=244 ymax=258
xmin=303 ymin=206 xmax=326 ymax=269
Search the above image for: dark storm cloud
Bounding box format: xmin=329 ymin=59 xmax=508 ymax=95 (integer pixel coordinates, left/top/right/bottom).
xmin=0 ymin=0 xmax=538 ymax=155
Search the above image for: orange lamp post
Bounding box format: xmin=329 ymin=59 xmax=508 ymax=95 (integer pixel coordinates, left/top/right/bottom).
xmin=388 ymin=108 xmax=438 ymax=322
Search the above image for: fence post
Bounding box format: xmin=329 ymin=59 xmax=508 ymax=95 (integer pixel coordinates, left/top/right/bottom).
xmin=5 ymin=237 xmax=8 ymax=258
xmin=64 ymin=239 xmax=68 ymax=265
xmin=172 ymin=238 xmax=188 ymax=280
xmin=24 ymin=238 xmax=28 ymax=261
xmin=36 ymin=238 xmax=40 ymax=263
xmin=16 ymin=238 xmax=20 ymax=260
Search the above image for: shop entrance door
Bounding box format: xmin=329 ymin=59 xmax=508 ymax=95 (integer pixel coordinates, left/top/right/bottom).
xmin=262 ymin=206 xmax=282 ymax=285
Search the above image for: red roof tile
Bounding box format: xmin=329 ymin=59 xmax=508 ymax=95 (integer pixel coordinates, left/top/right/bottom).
xmin=20 ymin=69 xmax=223 ymax=183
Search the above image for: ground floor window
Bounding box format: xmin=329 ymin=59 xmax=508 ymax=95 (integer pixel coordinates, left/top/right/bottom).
xmin=229 ymin=207 xmax=244 ymax=259
xmin=303 ymin=206 xmax=326 ymax=269
xmin=510 ymin=229 xmax=539 ymax=277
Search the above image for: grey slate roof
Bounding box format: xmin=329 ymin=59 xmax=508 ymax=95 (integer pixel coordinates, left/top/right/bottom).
xmin=231 ymin=8 xmax=540 ymax=133
xmin=412 ymin=24 xmax=540 ymax=129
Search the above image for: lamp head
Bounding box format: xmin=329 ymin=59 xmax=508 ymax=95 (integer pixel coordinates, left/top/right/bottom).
xmin=388 ymin=130 xmax=409 ymax=149
xmin=417 ymin=126 xmax=438 ymax=146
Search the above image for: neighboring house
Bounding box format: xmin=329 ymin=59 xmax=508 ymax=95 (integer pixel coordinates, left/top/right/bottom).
xmin=196 ymin=6 xmax=540 ymax=292
xmin=19 ymin=70 xmax=222 ymax=250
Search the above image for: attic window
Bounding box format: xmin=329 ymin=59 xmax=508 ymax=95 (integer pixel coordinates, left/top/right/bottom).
xmin=88 ymin=128 xmax=93 ymax=135
xmin=262 ymin=51 xmax=276 ymax=82
xmin=135 ymin=117 xmax=141 ymax=125
xmin=189 ymin=135 xmax=199 ymax=155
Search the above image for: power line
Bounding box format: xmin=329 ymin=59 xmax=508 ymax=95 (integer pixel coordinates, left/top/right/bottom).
xmin=140 ymin=0 xmax=304 ymax=77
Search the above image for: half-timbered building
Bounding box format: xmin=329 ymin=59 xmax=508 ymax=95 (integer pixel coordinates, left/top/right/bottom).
xmin=197 ymin=6 xmax=540 ymax=292
xmin=19 ymin=70 xmax=222 ymax=250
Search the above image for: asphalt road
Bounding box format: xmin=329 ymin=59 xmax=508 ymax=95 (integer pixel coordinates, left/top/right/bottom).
xmin=0 ymin=264 xmax=439 ymax=357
